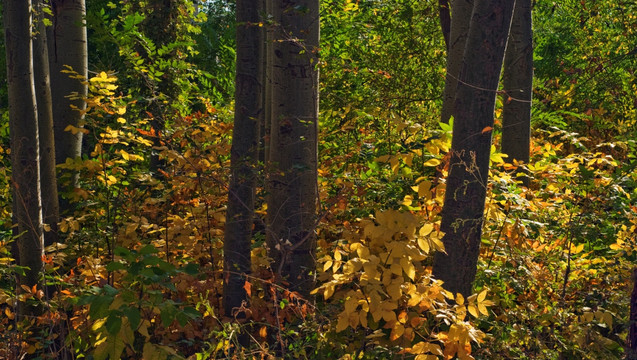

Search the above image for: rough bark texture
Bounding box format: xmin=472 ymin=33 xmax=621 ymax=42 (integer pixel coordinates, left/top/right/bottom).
xmin=48 ymin=0 xmax=87 ymax=201
xmin=501 ymin=0 xmax=532 ymax=178
xmin=438 ymin=0 xmax=451 ymax=50
xmin=440 ymin=0 xmax=473 ymax=124
xmin=628 ymin=267 xmax=637 ymax=360
xmin=34 ymin=0 xmax=59 ymax=246
xmin=224 ymin=0 xmax=262 ymax=318
xmin=4 ymin=0 xmax=45 ymax=313
xmin=261 ymin=0 xmax=272 ymax=166
xmin=433 ymin=0 xmax=515 ymax=297
xmin=266 ymin=0 xmax=319 ymax=297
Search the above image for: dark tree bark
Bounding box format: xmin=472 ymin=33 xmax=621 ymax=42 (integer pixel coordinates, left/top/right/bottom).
xmin=628 ymin=267 xmax=637 ymax=360
xmin=266 ymin=0 xmax=320 ymax=297
xmin=33 ymin=0 xmax=59 ymax=246
xmin=438 ymin=0 xmax=451 ymax=50
xmin=48 ymin=0 xmax=88 ymax=208
xmin=4 ymin=0 xmax=45 ymax=315
xmin=501 ymin=0 xmax=533 ymax=183
xmin=261 ymin=0 xmax=272 ymax=166
xmin=440 ymin=0 xmax=474 ymax=124
xmin=433 ymin=0 xmax=515 ymax=297
xmin=224 ymin=0 xmax=262 ymax=318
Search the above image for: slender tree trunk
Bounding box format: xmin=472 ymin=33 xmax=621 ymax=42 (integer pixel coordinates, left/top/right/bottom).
xmin=34 ymin=0 xmax=59 ymax=246
xmin=48 ymin=0 xmax=88 ymax=208
xmin=440 ymin=0 xmax=473 ymax=124
xmin=433 ymin=0 xmax=515 ymax=297
xmin=261 ymin=0 xmax=272 ymax=166
xmin=4 ymin=0 xmax=45 ymax=315
xmin=628 ymin=267 xmax=637 ymax=360
xmin=438 ymin=0 xmax=451 ymax=50
xmin=501 ymin=0 xmax=532 ymax=182
xmin=224 ymin=0 xmax=262 ymax=318
xmin=266 ymin=0 xmax=319 ymax=297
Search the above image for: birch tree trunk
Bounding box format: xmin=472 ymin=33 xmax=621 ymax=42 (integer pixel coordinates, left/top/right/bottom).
xmin=34 ymin=0 xmax=59 ymax=246
xmin=628 ymin=267 xmax=637 ymax=360
xmin=224 ymin=0 xmax=262 ymax=318
xmin=433 ymin=0 xmax=515 ymax=297
xmin=440 ymin=0 xmax=473 ymax=124
xmin=47 ymin=0 xmax=88 ymax=207
xmin=266 ymin=0 xmax=320 ymax=297
xmin=4 ymin=0 xmax=45 ymax=315
xmin=501 ymin=0 xmax=533 ymax=180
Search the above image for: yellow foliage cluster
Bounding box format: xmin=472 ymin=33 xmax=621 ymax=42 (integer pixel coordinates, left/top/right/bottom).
xmin=315 ymin=209 xmax=493 ymax=359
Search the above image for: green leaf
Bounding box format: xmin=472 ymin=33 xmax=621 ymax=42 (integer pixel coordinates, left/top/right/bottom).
xmin=106 ymin=261 xmax=126 ymax=272
xmin=89 ymin=295 xmax=113 ymax=319
xmin=105 ymin=313 xmax=122 ymax=335
xmin=183 ymin=263 xmax=199 ymax=275
xmin=123 ymin=307 xmax=141 ymax=331
xmin=139 ymin=244 xmax=158 ymax=255
xmin=160 ymin=303 xmax=177 ymax=327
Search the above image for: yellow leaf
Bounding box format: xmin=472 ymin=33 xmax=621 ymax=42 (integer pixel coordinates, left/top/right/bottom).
xmin=415 ymin=355 xmax=438 ymax=360
xmin=467 ymin=304 xmax=479 ymax=318
xmin=571 ymin=243 xmax=585 ymax=254
xmin=423 ymin=158 xmax=441 ymax=167
xmin=323 ymin=283 xmax=335 ymax=299
xmin=478 ymin=303 xmax=489 ymax=316
xmin=390 ymin=323 xmax=404 ymax=341
xmin=602 ymin=312 xmax=613 ymax=328
xmin=4 ymin=307 xmax=14 ymax=320
xmin=344 ymin=296 xmax=359 ymax=314
xmin=402 ymin=195 xmax=413 ymax=206
xmin=420 ymin=223 xmax=434 ymax=236
xmin=411 ymin=341 xmax=428 ymax=354
xmin=400 ymin=257 xmax=416 ymax=280
xmin=336 ymin=311 xmax=349 ymax=332
xmin=360 ymin=311 xmax=368 ymax=327
xmin=334 ymin=251 xmax=342 ymax=261
xmin=92 ymin=317 xmax=107 ymax=332
xmin=387 ymin=281 xmax=402 ymax=300
xmin=417 ymin=237 xmax=430 ymax=253
xmin=456 ymin=293 xmax=465 ymax=305
xmin=390 ymin=157 xmax=400 ymax=173
xmin=477 ymin=289 xmax=488 ymax=303
xmin=323 ymin=260 xmax=333 ymax=272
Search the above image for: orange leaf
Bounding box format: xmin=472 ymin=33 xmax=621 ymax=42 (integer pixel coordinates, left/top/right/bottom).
xmin=481 ymin=126 xmax=493 ymax=134
xmin=243 ymin=280 xmax=252 ymax=297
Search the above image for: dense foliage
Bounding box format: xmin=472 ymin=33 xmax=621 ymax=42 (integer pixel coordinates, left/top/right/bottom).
xmin=0 ymin=0 xmax=635 ymax=359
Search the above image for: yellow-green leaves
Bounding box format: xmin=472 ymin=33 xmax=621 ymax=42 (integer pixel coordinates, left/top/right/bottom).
xmin=466 ymin=289 xmax=493 ymax=318
xmin=314 ymin=209 xmax=487 ymax=358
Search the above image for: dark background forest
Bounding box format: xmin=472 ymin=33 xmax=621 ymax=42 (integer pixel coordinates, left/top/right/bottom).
xmin=0 ymin=0 xmax=636 ymax=359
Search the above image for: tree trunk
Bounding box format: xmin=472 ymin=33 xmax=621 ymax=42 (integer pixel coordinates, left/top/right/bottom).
xmin=628 ymin=267 xmax=637 ymax=360
xmin=224 ymin=0 xmax=262 ymax=318
xmin=438 ymin=0 xmax=451 ymax=51
xmin=34 ymin=0 xmax=59 ymax=246
xmin=501 ymin=0 xmax=532 ymax=182
xmin=440 ymin=0 xmax=473 ymax=124
xmin=48 ymin=0 xmax=88 ymax=207
xmin=433 ymin=0 xmax=515 ymax=297
xmin=261 ymin=0 xmax=272 ymax=166
xmin=4 ymin=0 xmax=45 ymax=314
xmin=266 ymin=0 xmax=319 ymax=297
